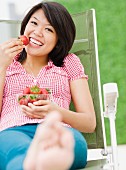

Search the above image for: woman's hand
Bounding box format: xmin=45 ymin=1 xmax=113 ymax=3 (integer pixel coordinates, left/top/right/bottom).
xmin=21 ymin=99 xmax=59 ymax=119
xmin=0 ymin=38 xmax=24 ymax=69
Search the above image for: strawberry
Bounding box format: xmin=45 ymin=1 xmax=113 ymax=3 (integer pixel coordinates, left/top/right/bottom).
xmin=18 ymin=94 xmax=24 ymax=100
xmin=30 ymin=85 xmax=42 ymax=94
xmin=41 ymin=88 xmax=49 ymax=94
xmin=23 ymin=87 xmax=30 ymax=94
xmin=28 ymin=95 xmax=38 ymax=103
xmin=19 ymin=98 xmax=28 ymax=106
xmin=18 ymin=35 xmax=29 ymax=46
xmin=18 ymin=86 xmax=51 ymax=106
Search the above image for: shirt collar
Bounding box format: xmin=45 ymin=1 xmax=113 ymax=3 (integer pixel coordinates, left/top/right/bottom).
xmin=13 ymin=55 xmax=54 ymax=69
xmin=47 ymin=60 xmax=54 ymax=68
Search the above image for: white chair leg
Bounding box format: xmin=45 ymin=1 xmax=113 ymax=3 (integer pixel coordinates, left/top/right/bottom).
xmin=103 ymin=83 xmax=119 ymax=170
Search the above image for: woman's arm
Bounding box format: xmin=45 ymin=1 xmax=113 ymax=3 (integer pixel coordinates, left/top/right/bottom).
xmin=57 ymin=78 xmax=96 ymax=133
xmin=0 ymin=39 xmax=24 ymax=112
xmin=0 ymin=68 xmax=7 ymax=112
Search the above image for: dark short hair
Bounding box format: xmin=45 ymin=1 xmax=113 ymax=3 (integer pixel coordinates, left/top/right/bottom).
xmin=18 ymin=1 xmax=76 ymax=67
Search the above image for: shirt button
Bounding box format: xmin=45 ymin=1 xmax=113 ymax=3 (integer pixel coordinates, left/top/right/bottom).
xmin=33 ymin=79 xmax=37 ymax=83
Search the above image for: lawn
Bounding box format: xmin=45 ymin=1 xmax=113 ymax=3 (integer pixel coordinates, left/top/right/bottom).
xmin=54 ymin=0 xmax=126 ymax=145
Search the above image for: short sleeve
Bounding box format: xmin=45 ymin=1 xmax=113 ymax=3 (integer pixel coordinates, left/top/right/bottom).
xmin=63 ymin=53 xmax=88 ymax=81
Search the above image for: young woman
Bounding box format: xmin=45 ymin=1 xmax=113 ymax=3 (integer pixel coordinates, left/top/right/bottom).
xmin=0 ymin=2 xmax=96 ymax=170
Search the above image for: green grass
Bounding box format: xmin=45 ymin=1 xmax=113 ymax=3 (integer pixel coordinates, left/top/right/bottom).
xmin=52 ymin=0 xmax=126 ymax=145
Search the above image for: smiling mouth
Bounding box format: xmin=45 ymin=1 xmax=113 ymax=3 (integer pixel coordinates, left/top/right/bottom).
xmin=30 ymin=38 xmax=43 ymax=46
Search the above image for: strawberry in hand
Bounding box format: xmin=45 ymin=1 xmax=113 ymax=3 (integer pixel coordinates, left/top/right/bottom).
xmin=18 ymin=35 xmax=29 ymax=46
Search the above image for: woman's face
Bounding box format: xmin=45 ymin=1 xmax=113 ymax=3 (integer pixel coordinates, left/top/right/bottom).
xmin=24 ymin=9 xmax=58 ymax=58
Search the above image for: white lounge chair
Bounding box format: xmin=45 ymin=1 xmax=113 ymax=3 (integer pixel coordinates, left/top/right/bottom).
xmin=70 ymin=9 xmax=119 ymax=170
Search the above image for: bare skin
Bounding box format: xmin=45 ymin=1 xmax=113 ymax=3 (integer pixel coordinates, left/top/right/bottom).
xmin=23 ymin=112 xmax=74 ymax=170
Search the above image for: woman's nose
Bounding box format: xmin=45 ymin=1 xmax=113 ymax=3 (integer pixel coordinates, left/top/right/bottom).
xmin=34 ymin=27 xmax=43 ymax=37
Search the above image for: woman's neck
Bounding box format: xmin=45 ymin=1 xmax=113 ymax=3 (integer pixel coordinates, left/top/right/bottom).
xmin=22 ymin=56 xmax=48 ymax=77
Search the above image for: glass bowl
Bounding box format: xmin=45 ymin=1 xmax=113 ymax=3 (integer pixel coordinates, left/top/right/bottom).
xmin=17 ymin=94 xmax=52 ymax=106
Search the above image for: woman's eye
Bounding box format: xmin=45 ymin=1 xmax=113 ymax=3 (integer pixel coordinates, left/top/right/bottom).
xmin=45 ymin=28 xmax=53 ymax=32
xmin=31 ymin=21 xmax=37 ymax=25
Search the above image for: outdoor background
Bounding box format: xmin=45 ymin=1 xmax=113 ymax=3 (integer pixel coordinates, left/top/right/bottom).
xmin=54 ymin=0 xmax=126 ymax=145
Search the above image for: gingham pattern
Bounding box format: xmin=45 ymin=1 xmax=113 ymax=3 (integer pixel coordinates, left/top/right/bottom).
xmin=0 ymin=53 xmax=88 ymax=131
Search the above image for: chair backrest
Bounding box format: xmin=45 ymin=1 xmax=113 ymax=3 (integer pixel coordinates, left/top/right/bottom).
xmin=70 ymin=9 xmax=107 ymax=149
xmin=0 ymin=20 xmax=21 ymax=43
xmin=0 ymin=9 xmax=106 ymax=150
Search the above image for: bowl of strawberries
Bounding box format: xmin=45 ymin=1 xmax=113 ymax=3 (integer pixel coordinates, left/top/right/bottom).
xmin=17 ymin=85 xmax=52 ymax=106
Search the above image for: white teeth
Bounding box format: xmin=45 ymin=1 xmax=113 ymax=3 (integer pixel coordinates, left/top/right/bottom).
xmin=30 ymin=38 xmax=43 ymax=46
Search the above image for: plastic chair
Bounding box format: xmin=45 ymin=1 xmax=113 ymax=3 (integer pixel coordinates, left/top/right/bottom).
xmin=0 ymin=9 xmax=119 ymax=170
xmin=70 ymin=9 xmax=119 ymax=170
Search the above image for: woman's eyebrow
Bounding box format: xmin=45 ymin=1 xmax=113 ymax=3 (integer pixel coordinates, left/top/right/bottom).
xmin=32 ymin=16 xmax=39 ymax=20
xmin=32 ymin=16 xmax=51 ymax=26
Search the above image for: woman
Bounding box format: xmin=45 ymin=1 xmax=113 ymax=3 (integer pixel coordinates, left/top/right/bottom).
xmin=0 ymin=1 xmax=96 ymax=170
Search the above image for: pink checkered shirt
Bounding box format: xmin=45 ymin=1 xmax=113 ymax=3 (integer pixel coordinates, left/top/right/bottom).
xmin=0 ymin=53 xmax=87 ymax=131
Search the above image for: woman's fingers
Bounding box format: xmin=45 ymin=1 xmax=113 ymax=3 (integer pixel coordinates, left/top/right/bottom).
xmin=28 ymin=103 xmax=49 ymax=112
xmin=33 ymin=99 xmax=50 ymax=106
xmin=2 ymin=38 xmax=23 ymax=47
xmin=1 ymin=40 xmax=24 ymax=55
xmin=20 ymin=99 xmax=58 ymax=119
xmin=0 ymin=40 xmax=22 ymax=54
xmin=21 ymin=104 xmax=46 ymax=118
xmin=0 ymin=38 xmax=24 ymax=65
xmin=22 ymin=108 xmax=45 ymax=119
xmin=5 ymin=44 xmax=24 ymax=55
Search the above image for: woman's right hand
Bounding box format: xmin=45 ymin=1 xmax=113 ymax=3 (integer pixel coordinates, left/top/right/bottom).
xmin=0 ymin=38 xmax=24 ymax=69
xmin=20 ymin=99 xmax=59 ymax=119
